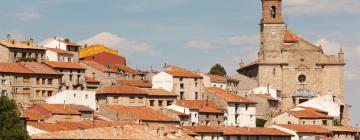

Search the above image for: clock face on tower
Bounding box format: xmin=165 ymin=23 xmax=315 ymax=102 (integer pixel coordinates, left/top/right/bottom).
xmin=298 ymin=74 xmax=306 ymax=83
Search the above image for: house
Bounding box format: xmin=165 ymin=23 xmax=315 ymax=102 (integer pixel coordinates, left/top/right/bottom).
xmin=183 ymin=126 xmax=293 ymax=140
xmin=42 ymin=37 xmax=81 ymax=62
xmin=45 ymin=47 xmax=74 ymax=62
xmin=0 ymin=39 xmax=46 ymax=62
xmin=205 ymin=87 xmax=257 ymax=127
xmin=79 ymin=44 xmax=118 ymax=58
xmin=320 ymin=125 xmax=360 ymax=140
xmin=99 ymin=105 xmax=179 ymax=125
xmin=24 ymin=103 xmax=94 ymax=122
xmin=45 ymin=90 xmax=96 ymax=110
xmin=271 ymin=124 xmax=333 ymax=140
xmin=152 ymin=65 xmax=204 ymax=100
xmin=167 ymin=100 xmax=225 ymax=126
xmin=0 ymin=62 xmax=61 ymax=105
xmin=96 ymin=86 xmax=177 ymax=108
xmin=80 ymin=52 xmax=126 ymax=66
xmin=246 ymin=94 xmax=280 ymax=126
xmin=112 ymin=64 xmax=145 ymax=80
xmin=80 ymin=60 xmax=119 ymax=86
xmin=207 ymin=74 xmax=240 ymax=94
xmin=270 ymin=107 xmax=334 ymax=126
xmin=43 ymin=61 xmax=87 ymax=91
xmin=117 ymin=79 xmax=152 ymax=88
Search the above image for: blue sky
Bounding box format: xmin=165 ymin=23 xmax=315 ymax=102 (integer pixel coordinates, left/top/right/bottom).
xmin=1 ymin=0 xmax=360 ymax=125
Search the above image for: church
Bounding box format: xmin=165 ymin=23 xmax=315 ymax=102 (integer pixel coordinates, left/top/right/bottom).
xmin=237 ymin=0 xmax=347 ymax=120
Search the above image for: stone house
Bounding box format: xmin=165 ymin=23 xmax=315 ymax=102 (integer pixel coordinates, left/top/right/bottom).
xmin=80 ymin=60 xmax=119 ymax=87
xmin=320 ymin=125 xmax=360 ymax=140
xmin=205 ymin=87 xmax=257 ymax=127
xmin=42 ymin=37 xmax=81 ymax=62
xmin=246 ymin=94 xmax=280 ymax=125
xmin=152 ymin=65 xmax=204 ymax=100
xmin=117 ymin=79 xmax=152 ymax=88
xmin=0 ymin=62 xmax=61 ymax=106
xmin=111 ymin=64 xmax=145 ymax=80
xmin=207 ymin=74 xmax=240 ymax=94
xmin=45 ymin=48 xmax=74 ymax=62
xmin=42 ymin=61 xmax=87 ymax=91
xmin=0 ymin=39 xmax=46 ymax=62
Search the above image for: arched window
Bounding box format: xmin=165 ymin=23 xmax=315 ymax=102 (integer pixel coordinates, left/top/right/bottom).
xmin=271 ymin=6 xmax=276 ymax=18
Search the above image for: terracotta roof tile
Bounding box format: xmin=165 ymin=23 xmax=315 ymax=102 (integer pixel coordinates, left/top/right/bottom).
xmin=277 ymin=124 xmax=332 ymax=134
xmin=164 ymin=66 xmax=202 ymax=78
xmin=142 ymin=88 xmax=177 ymax=97
xmin=43 ymin=61 xmax=85 ymax=70
xmin=166 ymin=109 xmax=190 ymax=116
xmin=284 ymin=30 xmax=301 ymax=43
xmin=36 ymin=104 xmax=82 ymax=115
xmin=288 ymin=109 xmax=333 ymax=119
xmin=61 ymin=39 xmax=80 ymax=47
xmin=21 ymin=109 xmax=47 ymax=121
xmin=20 ymin=62 xmax=62 ymax=75
xmin=320 ymin=125 xmax=360 ymax=133
xmin=0 ymin=63 xmax=33 ymax=74
xmin=81 ymin=60 xmax=116 ymax=73
xmin=0 ymin=39 xmax=46 ymax=50
xmin=113 ymin=64 xmax=143 ymax=75
xmin=208 ymin=74 xmax=227 ymax=83
xmin=206 ymin=87 xmax=256 ymax=104
xmin=184 ymin=126 xmax=222 ymax=134
xmin=96 ymin=86 xmax=147 ymax=95
xmin=118 ymin=79 xmax=152 ymax=88
xmin=80 ymin=52 xmax=126 ymax=66
xmin=298 ymin=106 xmax=328 ymax=114
xmin=46 ymin=47 xmax=72 ymax=55
xmin=222 ymin=127 xmax=292 ymax=136
xmin=84 ymin=76 xmax=100 ymax=83
xmin=106 ymin=105 xmax=179 ymax=122
xmin=176 ymin=100 xmax=225 ymax=113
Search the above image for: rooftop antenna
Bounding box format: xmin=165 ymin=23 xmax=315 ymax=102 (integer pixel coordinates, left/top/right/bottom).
xmin=6 ymin=34 xmax=11 ymax=39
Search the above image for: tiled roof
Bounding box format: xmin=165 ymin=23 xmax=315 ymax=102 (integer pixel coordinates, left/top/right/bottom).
xmin=80 ymin=52 xmax=126 ymax=66
xmin=208 ymin=74 xmax=227 ymax=83
xmin=320 ymin=125 xmax=360 ymax=133
xmin=237 ymin=60 xmax=258 ymax=71
xmin=84 ymin=76 xmax=100 ymax=83
xmin=112 ymin=64 xmax=143 ymax=75
xmin=0 ymin=39 xmax=46 ymax=50
xmin=284 ymin=30 xmax=301 ymax=43
xmin=206 ymin=87 xmax=256 ymax=104
xmin=46 ymin=47 xmax=72 ymax=55
xmin=184 ymin=126 xmax=222 ymax=134
xmin=254 ymin=94 xmax=279 ymax=101
xmin=81 ymin=60 xmax=116 ymax=73
xmin=118 ymin=79 xmax=152 ymax=88
xmin=0 ymin=63 xmax=33 ymax=74
xmin=276 ymin=124 xmax=332 ymax=134
xmin=288 ymin=109 xmax=333 ymax=119
xmin=106 ymin=105 xmax=179 ymax=122
xmin=142 ymin=88 xmax=177 ymax=97
xmin=96 ymin=86 xmax=147 ymax=95
xmin=37 ymin=104 xmax=82 ymax=115
xmin=164 ymin=66 xmax=203 ymax=78
xmin=298 ymin=106 xmax=328 ymax=114
xmin=43 ymin=61 xmax=85 ymax=70
xmin=61 ymin=39 xmax=80 ymax=47
xmin=21 ymin=109 xmax=47 ymax=121
xmin=166 ymin=109 xmax=190 ymax=116
xmin=20 ymin=62 xmax=62 ymax=75
xmin=222 ymin=127 xmax=292 ymax=136
xmin=176 ymin=100 xmax=225 ymax=113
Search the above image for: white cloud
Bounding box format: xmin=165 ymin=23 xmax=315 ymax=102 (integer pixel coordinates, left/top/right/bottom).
xmin=79 ymin=32 xmax=155 ymax=56
xmin=283 ymin=0 xmax=360 ymax=15
xmin=185 ymin=35 xmax=258 ymax=49
xmin=120 ymin=0 xmax=188 ymax=13
xmin=15 ymin=12 xmax=40 ymax=21
xmin=314 ymin=38 xmax=342 ymax=55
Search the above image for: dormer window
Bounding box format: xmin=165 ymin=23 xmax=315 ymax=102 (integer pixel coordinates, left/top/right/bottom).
xmin=271 ymin=6 xmax=276 ymax=18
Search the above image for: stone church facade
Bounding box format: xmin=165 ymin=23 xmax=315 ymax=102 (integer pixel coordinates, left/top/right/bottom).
xmin=237 ymin=0 xmax=346 ymax=120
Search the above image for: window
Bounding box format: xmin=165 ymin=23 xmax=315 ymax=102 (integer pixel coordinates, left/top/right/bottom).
xmin=47 ymin=91 xmax=53 ymax=97
xmin=42 ymin=79 xmax=46 ymax=85
xmin=195 ymin=92 xmax=198 ymax=100
xmin=48 ymin=79 xmax=53 ymax=85
xmin=1 ymin=90 xmax=7 ymax=96
xmin=180 ymin=92 xmax=184 ymax=100
xmin=313 ymin=121 xmax=316 ymax=125
xmin=195 ymin=82 xmax=198 ymax=87
xmin=216 ymin=114 xmax=218 ymax=118
xmin=322 ymin=120 xmax=328 ymax=125
xmin=129 ymin=97 xmax=135 ymax=103
xmin=245 ymin=104 xmax=249 ymax=111
xmin=69 ymin=74 xmax=73 ymax=81
xmin=158 ymin=100 xmax=163 ymax=107
xmin=150 ymin=100 xmax=155 ymax=106
xmin=235 ymin=104 xmax=239 ymax=114
xmin=42 ymin=91 xmax=46 ymax=97
xmin=206 ymin=114 xmax=209 ymax=118
xmin=36 ymin=90 xmax=40 ymax=97
xmin=180 ymin=83 xmax=184 ymax=89
xmin=1 ymin=79 xmax=6 ymax=85
xmin=288 ymin=121 xmax=291 ymax=124
xmin=271 ymin=6 xmax=276 ymax=18
xmin=36 ymin=78 xmax=40 ymax=85
xmin=85 ymin=94 xmax=88 ymax=99
xmin=113 ymin=97 xmax=118 ymax=103
xmin=23 ymin=77 xmax=30 ymax=84
xmin=167 ymin=101 xmax=173 ymax=106
xmin=138 ymin=97 xmax=143 ymax=103
xmin=23 ymin=88 xmax=30 ymax=94
xmin=179 ymin=78 xmax=183 ymax=81
xmin=298 ymin=74 xmax=306 ymax=83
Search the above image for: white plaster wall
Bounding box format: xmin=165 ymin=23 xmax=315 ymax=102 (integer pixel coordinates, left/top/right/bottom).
xmin=210 ymin=83 xmax=227 ymax=90
xmin=226 ymin=103 xmax=236 ymax=126
xmin=166 ymin=105 xmax=199 ymax=124
xmin=46 ymin=90 xmax=96 ymax=110
xmin=27 ymin=125 xmax=47 ymax=135
xmin=199 ymin=73 xmax=211 ymax=87
xmin=238 ymin=104 xmax=256 ymax=127
xmin=270 ymin=125 xmax=298 ymax=140
xmin=250 ymin=86 xmax=278 ymax=99
xmin=152 ymin=72 xmax=173 ymax=92
xmin=42 ymin=39 xmax=68 ymax=51
xmin=298 ymin=94 xmax=340 ymax=117
xmin=45 ymin=50 xmax=58 ymax=61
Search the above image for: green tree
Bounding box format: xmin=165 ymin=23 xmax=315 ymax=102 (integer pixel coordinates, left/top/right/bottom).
xmin=209 ymin=64 xmax=227 ymax=76
xmin=0 ymin=96 xmax=30 ymax=140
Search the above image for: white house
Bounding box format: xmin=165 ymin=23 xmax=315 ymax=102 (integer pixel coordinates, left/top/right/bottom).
xmin=298 ymin=94 xmax=342 ymax=117
xmin=45 ymin=90 xmax=96 ymax=110
xmin=41 ymin=37 xmax=81 ymax=62
xmin=166 ymin=104 xmax=198 ymax=124
xmin=152 ymin=71 xmax=174 ymax=92
xmin=45 ymin=48 xmax=74 ymax=62
xmin=249 ymin=86 xmax=279 ymax=99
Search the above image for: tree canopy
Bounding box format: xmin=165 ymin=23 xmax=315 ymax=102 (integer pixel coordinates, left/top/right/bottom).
xmin=0 ymin=96 xmax=30 ymax=140
xmin=209 ymin=64 xmax=227 ymax=76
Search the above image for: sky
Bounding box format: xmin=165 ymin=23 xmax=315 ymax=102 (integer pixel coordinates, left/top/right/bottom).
xmin=1 ymin=0 xmax=359 ymax=125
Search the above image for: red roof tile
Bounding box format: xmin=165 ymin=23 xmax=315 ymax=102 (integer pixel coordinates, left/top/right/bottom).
xmin=81 ymin=52 xmax=126 ymax=66
xmin=20 ymin=62 xmax=62 ymax=75
xmin=206 ymin=87 xmax=256 ymax=104
xmin=166 ymin=109 xmax=190 ymax=116
xmin=36 ymin=104 xmax=82 ymax=115
xmin=106 ymin=105 xmax=179 ymax=122
xmin=176 ymin=100 xmax=225 ymax=113
xmin=298 ymin=106 xmax=328 ymax=114
xmin=84 ymin=76 xmax=100 ymax=83
xmin=277 ymin=124 xmax=332 ymax=134
xmin=46 ymin=47 xmax=72 ymax=55
xmin=0 ymin=39 xmax=46 ymax=50
xmin=81 ymin=60 xmax=116 ymax=73
xmin=0 ymin=63 xmax=33 ymax=74
xmin=112 ymin=64 xmax=143 ymax=75
xmin=142 ymin=88 xmax=177 ymax=97
xmin=284 ymin=30 xmax=301 ymax=43
xmin=288 ymin=109 xmax=333 ymax=119
xmin=118 ymin=80 xmax=152 ymax=88
xmin=320 ymin=125 xmax=360 ymax=133
xmin=184 ymin=126 xmax=222 ymax=134
xmin=62 ymin=39 xmax=80 ymax=47
xmin=96 ymin=86 xmax=147 ymax=95
xmin=43 ymin=61 xmax=85 ymax=70
xmin=222 ymin=127 xmax=292 ymax=136
xmin=164 ymin=66 xmax=203 ymax=78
